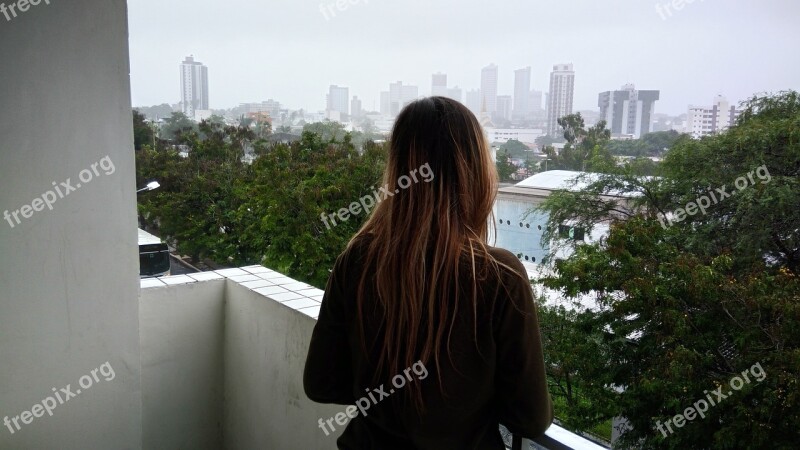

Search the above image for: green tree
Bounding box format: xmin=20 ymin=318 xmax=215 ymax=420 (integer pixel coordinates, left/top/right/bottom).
xmin=136 ymin=123 xmax=388 ymax=288
xmin=607 ymin=130 xmax=686 ymax=157
xmin=495 ymin=150 xmax=517 ymax=182
xmin=160 ymin=112 xmax=196 ymax=141
xmin=133 ymin=110 xmax=155 ymax=151
xmin=498 ymin=139 xmax=531 ymax=159
xmin=543 ymin=113 xmax=614 ymax=172
xmin=538 ymin=303 xmax=616 ymax=436
xmin=533 ymin=91 xmax=800 ymax=449
xmin=238 ymin=131 xmax=386 ymax=286
xmin=303 ymin=120 xmax=347 ymax=142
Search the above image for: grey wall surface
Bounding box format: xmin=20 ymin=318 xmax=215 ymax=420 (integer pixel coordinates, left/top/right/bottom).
xmin=0 ymin=0 xmax=142 ymax=447
xmin=140 ymin=280 xmax=225 ymax=449
xmin=224 ymin=282 xmax=345 ymax=449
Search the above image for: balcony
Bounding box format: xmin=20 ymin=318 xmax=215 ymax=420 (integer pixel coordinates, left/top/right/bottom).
xmin=0 ymin=2 xmax=608 ymax=446
xmin=139 ymin=266 xmax=608 ymax=449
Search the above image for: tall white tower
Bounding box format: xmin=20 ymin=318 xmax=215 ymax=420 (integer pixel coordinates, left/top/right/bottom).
xmin=180 ymin=56 xmax=209 ymax=118
xmin=546 ymin=63 xmax=575 ymax=137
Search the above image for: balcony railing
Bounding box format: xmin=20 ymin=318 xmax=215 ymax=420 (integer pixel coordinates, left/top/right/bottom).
xmin=139 ymin=266 xmax=609 ymax=449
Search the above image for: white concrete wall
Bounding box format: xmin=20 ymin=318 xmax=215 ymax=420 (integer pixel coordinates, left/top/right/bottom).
xmin=140 ymin=278 xmax=226 ymax=449
xmin=222 ymin=271 xmax=345 ymax=450
xmin=0 ymin=0 xmax=141 ymax=448
xmin=494 ymin=198 xmax=550 ymax=264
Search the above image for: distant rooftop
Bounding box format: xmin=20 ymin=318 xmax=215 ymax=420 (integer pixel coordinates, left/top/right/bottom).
xmin=514 ymin=170 xmax=647 ymax=198
xmin=515 ymin=170 xmax=593 ymax=191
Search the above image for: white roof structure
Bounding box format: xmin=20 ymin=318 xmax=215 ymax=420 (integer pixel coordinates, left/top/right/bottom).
xmin=513 ymin=170 xmax=647 ymax=198
xmin=515 ymin=170 xmax=599 ymax=191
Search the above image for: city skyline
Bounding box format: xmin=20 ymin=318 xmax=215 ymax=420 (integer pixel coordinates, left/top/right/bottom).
xmin=128 ymin=0 xmax=798 ymax=115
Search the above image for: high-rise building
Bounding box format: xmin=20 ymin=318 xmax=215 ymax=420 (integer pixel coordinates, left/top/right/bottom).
xmin=430 ymin=73 xmax=463 ymax=103
xmin=327 ymin=85 xmax=350 ymax=116
xmin=528 ymin=90 xmax=543 ymax=114
xmin=387 ymin=81 xmax=419 ymax=116
xmin=481 ymin=64 xmax=498 ymax=115
xmin=598 ymin=84 xmax=660 ymax=138
xmin=180 ymin=56 xmax=209 ymax=118
xmin=546 ymin=63 xmax=575 ymax=137
xmin=447 ymin=86 xmax=463 ymax=103
xmin=466 ymin=89 xmax=482 ymax=117
xmin=432 ymin=73 xmax=448 ymax=97
xmin=686 ymin=95 xmax=741 ymax=138
xmin=513 ymin=67 xmax=531 ymax=119
xmin=496 ymin=95 xmax=513 ymax=122
xmin=351 ymin=96 xmax=362 ymax=118
xmin=380 ymin=91 xmax=390 ymax=116
xmin=402 ymin=85 xmax=418 ymax=105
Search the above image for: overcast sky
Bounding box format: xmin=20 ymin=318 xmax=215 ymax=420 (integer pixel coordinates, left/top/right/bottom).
xmin=128 ymin=0 xmax=799 ymax=115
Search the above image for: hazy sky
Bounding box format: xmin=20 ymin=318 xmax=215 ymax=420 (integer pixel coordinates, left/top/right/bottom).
xmin=128 ymin=0 xmax=799 ymax=115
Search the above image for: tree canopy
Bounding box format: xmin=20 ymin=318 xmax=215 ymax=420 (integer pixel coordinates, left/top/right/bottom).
xmin=534 ymin=91 xmax=800 ymax=448
xmin=136 ymin=121 xmax=386 ymax=288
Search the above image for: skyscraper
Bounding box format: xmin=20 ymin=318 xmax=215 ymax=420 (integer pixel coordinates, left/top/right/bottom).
xmin=528 ymin=90 xmax=543 ymax=114
xmin=351 ymin=96 xmax=362 ymax=118
xmin=380 ymin=91 xmax=390 ymax=116
xmin=513 ymin=67 xmax=531 ymax=120
xmin=496 ymin=95 xmax=513 ymax=122
xmin=327 ymin=85 xmax=350 ymax=116
xmin=598 ymin=84 xmax=660 ymax=138
xmin=481 ymin=64 xmax=498 ymax=115
xmin=546 ymin=63 xmax=575 ymax=137
xmin=466 ymin=89 xmax=482 ymax=117
xmin=447 ymin=86 xmax=463 ymax=103
xmin=432 ymin=73 xmax=448 ymax=97
xmin=387 ymin=81 xmax=418 ymax=116
xmin=180 ymin=56 xmax=209 ymax=118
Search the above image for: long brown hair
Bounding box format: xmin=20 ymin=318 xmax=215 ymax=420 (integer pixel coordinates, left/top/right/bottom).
xmin=348 ymin=96 xmax=518 ymax=411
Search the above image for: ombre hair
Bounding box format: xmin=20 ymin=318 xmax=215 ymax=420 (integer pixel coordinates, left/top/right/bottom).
xmin=348 ymin=96 xmax=522 ymax=412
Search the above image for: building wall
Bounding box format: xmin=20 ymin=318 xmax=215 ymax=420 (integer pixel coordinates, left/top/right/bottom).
xmin=513 ymin=67 xmax=531 ymax=119
xmin=486 ymin=128 xmax=544 ymax=144
xmin=687 ymin=96 xmax=741 ymax=138
xmin=481 ymin=64 xmax=499 ymax=114
xmin=181 ymin=57 xmax=209 ymax=117
xmin=0 ymin=0 xmax=142 ymax=447
xmin=599 ymin=86 xmax=660 ymax=138
xmin=496 ymin=95 xmax=513 ymax=121
xmin=431 ymin=73 xmax=447 ymax=97
xmin=140 ymin=279 xmax=226 ymax=449
xmin=493 ymin=198 xmax=551 ymax=264
xmin=223 ymin=282 xmax=346 ymax=449
xmin=466 ymin=89 xmax=482 ymax=116
xmin=328 ymin=85 xmax=349 ymax=115
xmin=546 ymin=64 xmax=575 ymax=137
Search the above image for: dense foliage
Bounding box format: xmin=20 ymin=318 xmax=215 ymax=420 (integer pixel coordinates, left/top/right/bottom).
xmin=535 ymin=91 xmax=800 ymax=448
xmin=606 ymin=130 xmax=685 ymax=157
xmin=135 ymin=118 xmax=386 ymax=288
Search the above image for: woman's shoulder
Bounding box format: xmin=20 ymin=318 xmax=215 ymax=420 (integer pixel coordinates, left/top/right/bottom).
xmin=486 ymin=246 xmax=527 ymax=278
